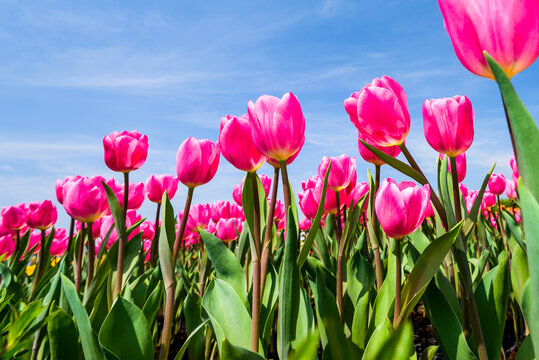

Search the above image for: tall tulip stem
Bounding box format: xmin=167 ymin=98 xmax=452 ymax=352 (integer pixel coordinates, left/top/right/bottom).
xmin=10 ymin=230 xmax=20 ymax=267
xmin=371 ymin=165 xmax=384 ymax=290
xmin=335 ymin=191 xmax=344 ymax=320
xmin=31 ymin=230 xmax=47 ymax=294
xmin=75 ymin=223 xmax=86 ymax=293
xmin=279 ymin=161 xmax=292 ymax=226
xmin=173 ymin=187 xmax=194 ymax=267
xmin=115 ymin=171 xmax=129 ymax=297
xmin=260 ymin=166 xmax=280 ymax=299
xmin=496 ymin=195 xmax=508 ymax=250
xmin=393 ymin=238 xmax=401 ymax=327
xmin=66 ymin=217 xmax=75 ymax=256
xmin=150 ymin=202 xmax=162 ymax=267
xmin=87 ymin=222 xmax=95 ymax=287
xmin=250 ymin=172 xmax=262 ymax=353
xmin=449 ymin=156 xmax=463 ymax=223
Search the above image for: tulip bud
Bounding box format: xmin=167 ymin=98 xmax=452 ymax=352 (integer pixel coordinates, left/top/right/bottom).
xmin=103 ymin=130 xmax=148 ymax=173
xmin=62 ymin=176 xmax=109 ymax=223
xmin=144 ymin=175 xmax=179 ymax=203
xmin=424 ymin=96 xmax=474 ymax=156
xmin=26 ymin=200 xmax=57 ymax=230
xmin=488 ymin=173 xmax=507 ymax=196
xmin=375 ymin=179 xmax=431 ymax=239
xmin=176 ymin=137 xmax=220 ymax=188
xmin=318 ymin=154 xmax=357 ymax=192
xmin=1 ymin=205 xmax=27 ymax=230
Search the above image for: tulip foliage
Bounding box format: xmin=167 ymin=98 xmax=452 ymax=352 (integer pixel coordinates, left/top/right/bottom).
xmin=1 ymin=1 xmax=539 ymax=359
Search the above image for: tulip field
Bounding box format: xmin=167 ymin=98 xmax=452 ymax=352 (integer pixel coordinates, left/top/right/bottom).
xmin=2 ymin=1 xmax=539 ymax=360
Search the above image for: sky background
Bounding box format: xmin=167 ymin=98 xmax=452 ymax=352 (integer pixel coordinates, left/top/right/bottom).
xmin=1 ymin=0 xmax=538 ymax=228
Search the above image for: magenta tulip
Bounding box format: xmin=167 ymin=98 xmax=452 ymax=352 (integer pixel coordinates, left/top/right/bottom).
xmin=218 ymin=114 xmax=268 ymax=172
xmin=186 ymin=203 xmax=212 ymax=234
xmin=99 ymin=210 xmax=141 ymax=248
xmin=357 ymin=131 xmax=401 ymax=166
xmin=351 ymin=76 xmax=410 ymax=147
xmin=510 ymin=157 xmax=519 ymax=185
xmin=55 ymin=176 xmax=81 ymax=205
xmin=1 ymin=205 xmax=27 ymax=230
xmin=313 ymin=176 xmax=347 ymax=215
xmin=176 ymin=137 xmax=220 ymax=188
xmin=144 ymin=175 xmax=179 ymax=203
xmin=424 ymin=96 xmax=474 ymax=156
xmin=50 ymin=228 xmax=68 ymax=257
xmin=247 ymin=92 xmax=305 ymax=162
xmin=273 ymin=200 xmax=285 ymax=224
xmin=302 ymin=176 xmax=319 ymax=191
xmin=76 ymin=218 xmax=103 ymax=239
xmin=347 ymin=182 xmax=369 ymax=207
xmin=215 ymin=218 xmax=241 ymax=242
xmin=267 ymin=137 xmax=305 ymax=168
xmin=103 ymin=130 xmax=148 ymax=173
xmin=488 ymin=173 xmax=507 ymax=196
xmin=116 ymin=182 xmax=145 ymax=210
xmin=26 ymin=200 xmax=57 ymax=230
xmin=140 ymin=221 xmax=155 ymax=240
xmin=62 ymin=176 xmax=109 ymax=223
xmin=0 ymin=219 xmax=16 ymax=237
xmin=438 ymin=0 xmax=539 ymax=79
xmin=459 ymin=183 xmax=469 ymax=197
xmin=318 ymin=154 xmax=357 ymax=192
xmin=505 ymin=180 xmax=517 ymax=200
xmin=482 ymin=191 xmax=497 ymax=209
xmin=375 ymin=179 xmax=431 ymax=239
xmin=0 ymin=235 xmax=15 ymax=259
xmin=232 ymin=183 xmax=243 ymax=206
xmin=298 ymin=188 xmax=319 ymax=220
xmin=299 ymin=218 xmax=312 ymax=231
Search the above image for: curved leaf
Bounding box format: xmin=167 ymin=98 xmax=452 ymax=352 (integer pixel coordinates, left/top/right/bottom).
xmin=48 ymin=308 xmax=80 ymax=360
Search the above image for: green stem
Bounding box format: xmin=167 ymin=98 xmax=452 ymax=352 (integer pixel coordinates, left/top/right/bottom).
xmin=173 ymin=187 xmax=195 ymax=267
xmin=150 ymin=202 xmax=162 ymax=267
xmin=31 ymin=230 xmax=46 ymax=294
xmin=75 ymin=223 xmax=85 ymax=293
xmin=335 ymin=191 xmax=344 ymax=320
xmin=371 ymin=164 xmax=383 ymax=290
xmin=66 ymin=217 xmax=75 ymax=256
xmin=87 ymin=222 xmax=95 ymax=287
xmin=260 ymin=166 xmax=280 ymax=300
xmin=250 ymin=172 xmax=262 ymax=353
xmin=394 ymin=238 xmax=401 ymax=327
xmin=115 ymin=172 xmax=129 ymax=297
xmin=496 ymin=195 xmax=508 ymax=251
xmin=279 ymin=160 xmax=292 ymax=228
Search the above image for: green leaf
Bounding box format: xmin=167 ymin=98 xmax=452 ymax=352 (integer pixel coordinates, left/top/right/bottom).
xmin=7 ymin=301 xmax=46 ymax=348
xmin=98 ymin=296 xmax=154 ymax=360
xmin=420 ymin=346 xmax=439 ymax=360
xmin=202 ymin=279 xmax=253 ymax=354
xmin=141 ymin=280 xmax=163 ymax=326
xmin=517 ymin=180 xmax=539 ymax=357
xmin=48 ymin=308 xmax=80 ymax=360
xmin=200 ymin=230 xmax=247 ymax=306
xmin=511 ymin=244 xmax=530 ymax=307
xmin=298 ymin=163 xmax=331 ymax=269
xmin=462 ymin=164 xmax=496 ymax=238
xmin=474 ymin=252 xmax=510 ymax=360
xmin=159 ymin=192 xmax=176 ymax=291
xmin=174 ymin=319 xmax=209 ymax=360
xmin=278 ymin=208 xmax=300 ymax=359
xmin=485 ymin=52 xmax=539 ymax=200
xmin=289 ymin=330 xmax=320 ymax=360
xmin=514 ymin=336 xmax=535 ymax=360
xmin=373 ymin=320 xmax=416 ymax=360
xmin=101 ymin=181 xmax=126 ymax=238
xmin=397 ymin=221 xmax=463 ymax=327
xmin=221 ymin=338 xmax=266 ymax=360
xmin=60 ymin=274 xmax=104 ymax=360
xmin=346 ymin=251 xmax=374 ymax=306
xmin=502 ymin=210 xmax=526 ymax=253
xmin=184 ymin=289 xmax=206 ymax=360
xmin=363 ymin=319 xmax=393 ymax=360
xmin=422 ymin=276 xmax=477 ymax=360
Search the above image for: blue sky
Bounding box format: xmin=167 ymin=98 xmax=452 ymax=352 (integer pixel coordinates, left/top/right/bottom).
xmin=1 ymin=0 xmax=538 ymax=228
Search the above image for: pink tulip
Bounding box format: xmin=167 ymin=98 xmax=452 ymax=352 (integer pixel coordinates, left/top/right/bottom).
xmin=218 ymin=114 xmax=268 ymax=172
xmin=143 ymin=240 xmax=152 ymax=263
xmin=438 ymin=0 xmax=539 ymax=79
xmin=232 ymin=184 xmax=243 ymax=206
xmin=50 ymin=228 xmax=68 ymax=257
xmin=515 ymin=209 xmax=521 ymax=223
xmin=490 ymin=215 xmax=498 ymax=230
xmin=26 ymin=200 xmax=57 ymax=230
xmin=375 ymin=179 xmax=431 ymax=239
xmin=273 ymin=200 xmax=285 ymax=224
xmin=1 ymin=205 xmax=27 ymax=230
xmin=103 ymin=130 xmax=149 ymax=173
xmin=318 ymin=155 xmax=357 ymax=192
xmin=232 ymin=174 xmax=271 ymax=206
xmin=0 ymin=219 xmax=16 ymax=237
xmin=464 ymin=193 xmax=477 ymax=213
xmin=510 ymin=157 xmax=519 ymax=185
xmin=140 ymin=221 xmax=155 ymax=241
xmin=423 ymin=96 xmax=474 ymax=156
xmin=357 ymin=131 xmax=401 ymax=166
xmin=425 ymin=203 xmax=435 ymax=219
xmin=481 ymin=191 xmax=497 ymax=210
xmin=247 ymin=92 xmax=305 ymax=162
xmin=313 ymin=176 xmax=347 ymax=215
xmin=0 ymin=235 xmax=15 ymax=259
xmin=63 ymin=176 xmax=109 ymax=223
xmin=299 ymin=218 xmax=312 ymax=231
xmin=144 ymin=175 xmax=179 ymax=203
xmin=347 ymin=182 xmax=369 ymax=207
xmin=215 ymin=218 xmax=242 ymax=242
xmin=440 ymin=153 xmax=467 ymax=183
xmin=186 ymin=204 xmax=212 ymax=234
xmin=459 ymin=183 xmax=469 ymax=197
xmin=27 ymin=231 xmax=41 ymax=254
xmin=55 ymin=176 xmax=81 ymax=205
xmin=211 ymin=200 xmax=240 ymax=223
xmin=488 ymin=173 xmax=507 ymax=196
xmin=258 ymin=174 xmax=272 ymax=197
xmin=505 ymin=180 xmax=517 ymax=200
xmin=116 ymin=182 xmax=145 ymax=210
xmin=176 ymin=137 xmax=220 ymax=188
xmin=351 ymin=76 xmax=410 ymax=147
xmin=100 ymin=210 xmax=141 ymax=248
xmin=302 ymin=176 xmax=319 ymax=191
xmin=298 ymin=188 xmax=319 ymax=220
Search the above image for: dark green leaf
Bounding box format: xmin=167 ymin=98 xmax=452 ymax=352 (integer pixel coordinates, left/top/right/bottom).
xmin=48 ymin=308 xmax=80 ymax=360
xmin=221 ymin=338 xmax=265 ymax=360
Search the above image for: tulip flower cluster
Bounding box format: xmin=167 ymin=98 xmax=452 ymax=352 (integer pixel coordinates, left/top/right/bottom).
xmin=1 ymin=1 xmax=538 ymax=359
